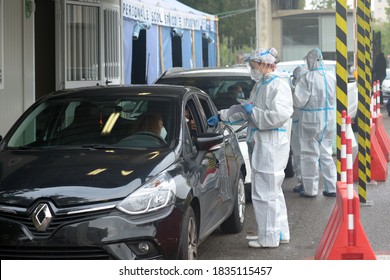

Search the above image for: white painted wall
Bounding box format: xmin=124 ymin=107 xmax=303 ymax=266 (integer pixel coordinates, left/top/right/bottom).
xmin=0 ymin=0 xmax=34 ymax=137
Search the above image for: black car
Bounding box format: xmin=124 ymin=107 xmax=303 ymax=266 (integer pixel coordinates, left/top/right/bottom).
xmin=0 ymin=85 xmax=246 ymax=260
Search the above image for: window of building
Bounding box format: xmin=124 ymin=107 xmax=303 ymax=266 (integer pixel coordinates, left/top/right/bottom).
xmin=59 ymin=1 xmax=121 ymax=89
xmin=172 ymin=36 xmax=183 ymax=67
xmin=0 ymin=0 xmax=3 ymax=89
xmin=282 ymin=17 xmax=319 ymax=46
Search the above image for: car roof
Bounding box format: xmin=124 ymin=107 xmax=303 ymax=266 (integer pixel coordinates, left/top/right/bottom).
xmin=276 ymin=60 xmax=337 ymax=74
xmin=44 ymin=84 xmax=195 ymax=100
xmin=277 ymin=60 xmax=336 ymax=66
xmin=159 ymin=66 xmax=251 ymax=79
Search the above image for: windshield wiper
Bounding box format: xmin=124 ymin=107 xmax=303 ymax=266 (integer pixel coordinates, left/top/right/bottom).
xmin=81 ymin=144 xmax=113 ymax=150
xmin=6 ymin=146 xmax=32 ymax=150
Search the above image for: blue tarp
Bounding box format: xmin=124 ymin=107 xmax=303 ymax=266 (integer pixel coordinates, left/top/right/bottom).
xmin=122 ymin=0 xmax=218 ymax=84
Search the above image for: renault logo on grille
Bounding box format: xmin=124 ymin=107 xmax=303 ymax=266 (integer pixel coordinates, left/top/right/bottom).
xmin=31 ymin=203 xmax=52 ymax=232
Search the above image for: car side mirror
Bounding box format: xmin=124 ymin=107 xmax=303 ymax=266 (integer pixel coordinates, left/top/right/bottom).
xmin=195 ymin=133 xmax=223 ymax=151
xmin=190 ymin=133 xmax=224 ymax=168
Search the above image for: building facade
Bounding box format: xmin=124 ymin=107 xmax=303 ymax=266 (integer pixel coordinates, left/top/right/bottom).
xmin=0 ymin=0 xmax=217 ymax=136
xmin=372 ymin=0 xmax=389 ymax=22
xmin=272 ymin=9 xmax=356 ymax=65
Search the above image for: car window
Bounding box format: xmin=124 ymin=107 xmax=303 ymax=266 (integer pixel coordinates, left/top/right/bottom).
xmin=182 ymin=99 xmax=201 ymax=155
xmin=197 ymin=96 xmax=213 ymax=119
xmin=157 ymin=76 xmax=255 ymax=111
xmin=185 ymin=99 xmax=203 ymax=135
xmin=6 ymin=96 xmax=176 ymax=149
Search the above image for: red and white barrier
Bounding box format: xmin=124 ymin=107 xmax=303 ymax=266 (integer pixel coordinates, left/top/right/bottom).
xmin=353 ymin=80 xmax=389 ymax=180
xmin=315 ymin=111 xmax=376 ymax=259
xmin=372 ymin=81 xmax=377 ymax=121
xmin=376 ymin=80 xmax=381 ymax=115
xmin=341 ymin=110 xmax=347 ymax=183
xmin=346 ymin=115 xmax=354 ymax=246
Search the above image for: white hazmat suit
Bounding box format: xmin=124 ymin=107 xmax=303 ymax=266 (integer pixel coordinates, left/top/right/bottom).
xmin=293 ymin=48 xmax=337 ymax=197
xmin=290 ymin=65 xmax=309 ymax=192
xmin=220 ymin=48 xmax=293 ymax=247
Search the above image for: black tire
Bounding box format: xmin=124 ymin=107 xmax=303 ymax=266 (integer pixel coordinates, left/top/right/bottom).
xmin=284 ymin=151 xmax=294 ymax=178
xmin=244 ymin=183 xmax=252 ymax=203
xmin=178 ymin=206 xmax=198 ymax=260
xmin=220 ymin=173 xmax=246 ymax=233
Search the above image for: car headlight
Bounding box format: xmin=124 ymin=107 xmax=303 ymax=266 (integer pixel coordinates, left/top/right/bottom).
xmin=117 ymin=173 xmax=176 ymax=215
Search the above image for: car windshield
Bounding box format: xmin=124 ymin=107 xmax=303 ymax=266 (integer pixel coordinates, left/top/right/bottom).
xmin=159 ymin=76 xmax=255 ymax=111
xmin=6 ymin=96 xmax=176 ymax=149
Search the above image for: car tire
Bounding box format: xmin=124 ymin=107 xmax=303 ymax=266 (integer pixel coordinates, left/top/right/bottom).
xmin=244 ymin=183 xmax=252 ymax=203
xmin=178 ymin=206 xmax=198 ymax=260
xmin=284 ymin=152 xmax=294 ymax=178
xmin=220 ymin=173 xmax=246 ymax=233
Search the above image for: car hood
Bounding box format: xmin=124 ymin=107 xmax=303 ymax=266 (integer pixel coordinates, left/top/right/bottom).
xmin=0 ymin=148 xmax=176 ymax=207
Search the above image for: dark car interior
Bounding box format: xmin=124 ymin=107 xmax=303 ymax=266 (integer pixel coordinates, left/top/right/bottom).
xmin=156 ymin=76 xmax=255 ymax=111
xmin=7 ymin=97 xmax=176 ymax=149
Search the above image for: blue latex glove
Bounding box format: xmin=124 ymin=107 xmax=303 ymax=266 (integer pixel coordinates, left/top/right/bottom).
xmin=207 ymin=115 xmax=219 ymax=126
xmin=242 ymin=103 xmax=254 ymax=114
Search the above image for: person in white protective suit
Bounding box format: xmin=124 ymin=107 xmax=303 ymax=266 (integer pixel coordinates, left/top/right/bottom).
xmin=208 ymin=47 xmax=293 ymax=248
xmin=290 ymin=65 xmax=309 ymax=193
xmin=293 ymin=48 xmax=337 ymax=197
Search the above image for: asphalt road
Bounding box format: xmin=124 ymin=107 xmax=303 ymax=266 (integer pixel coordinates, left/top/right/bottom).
xmin=198 ymin=110 xmax=390 ymax=260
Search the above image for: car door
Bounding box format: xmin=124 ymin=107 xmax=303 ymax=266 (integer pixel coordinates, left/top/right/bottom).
xmin=198 ymin=92 xmax=238 ymax=207
xmin=183 ymin=95 xmax=228 ymax=239
xmin=193 ymin=93 xmax=235 ymax=236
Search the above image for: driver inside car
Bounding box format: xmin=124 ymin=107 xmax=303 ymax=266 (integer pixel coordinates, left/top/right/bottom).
xmin=136 ymin=112 xmax=166 ymax=139
xmin=116 ymin=112 xmax=167 ymax=147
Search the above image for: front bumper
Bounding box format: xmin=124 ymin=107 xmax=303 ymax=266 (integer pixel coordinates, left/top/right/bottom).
xmin=0 ymin=206 xmax=181 ymax=260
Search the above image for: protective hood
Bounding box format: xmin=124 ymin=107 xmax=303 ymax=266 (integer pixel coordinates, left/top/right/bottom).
xmin=305 ymin=48 xmax=323 ymax=71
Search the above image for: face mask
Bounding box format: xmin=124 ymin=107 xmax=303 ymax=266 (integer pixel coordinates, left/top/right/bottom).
xmin=250 ymin=69 xmax=263 ymax=81
xmin=160 ymin=126 xmax=167 ymax=140
xmin=237 ymin=91 xmax=245 ymax=99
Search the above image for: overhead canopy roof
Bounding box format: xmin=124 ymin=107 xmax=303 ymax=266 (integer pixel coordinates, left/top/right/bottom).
xmin=122 ymin=0 xmax=217 ymax=32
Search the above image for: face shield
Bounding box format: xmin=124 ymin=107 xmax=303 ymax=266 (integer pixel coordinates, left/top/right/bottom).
xmin=245 ymin=48 xmax=277 ymax=82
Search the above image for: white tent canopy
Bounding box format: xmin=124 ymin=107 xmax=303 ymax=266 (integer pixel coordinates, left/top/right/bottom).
xmin=122 ymin=0 xmax=218 ymax=84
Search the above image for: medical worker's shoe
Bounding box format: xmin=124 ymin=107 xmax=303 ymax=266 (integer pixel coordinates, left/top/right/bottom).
xmin=248 ymin=241 xmax=279 ymax=248
xmin=246 ymin=235 xmax=258 ymax=240
xmin=323 ymin=191 xmax=336 ymax=197
xmin=300 ymin=191 xmax=316 ymax=198
xmin=293 ymin=184 xmax=303 ymax=193
xmin=248 ymin=241 xmax=263 ymax=248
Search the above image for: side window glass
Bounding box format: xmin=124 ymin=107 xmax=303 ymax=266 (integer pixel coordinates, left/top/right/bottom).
xmin=183 ymin=99 xmax=201 ymax=156
xmin=185 ymin=99 xmax=201 ymax=137
xmin=183 ymin=121 xmax=195 ymax=155
xmin=198 ymin=97 xmax=213 ymax=119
